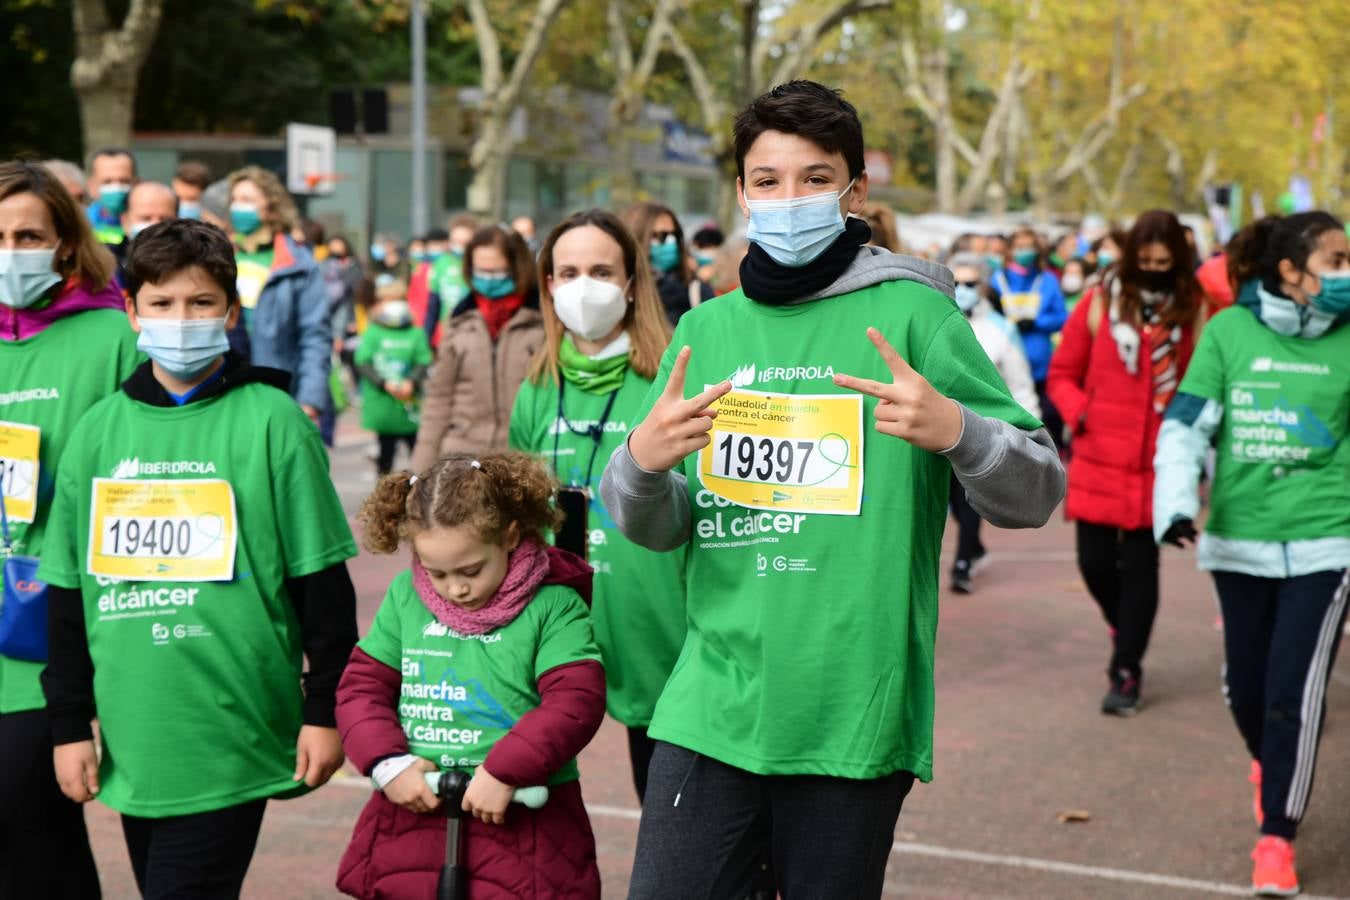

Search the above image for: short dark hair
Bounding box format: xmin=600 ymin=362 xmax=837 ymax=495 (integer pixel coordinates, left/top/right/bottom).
xmin=90 ymin=147 xmax=136 ymax=175
xmin=424 ymin=227 xmax=450 ymax=242
xmin=126 ymin=220 xmax=239 ymax=307
xmin=733 ymin=81 xmax=865 ymax=182
xmin=174 ymin=160 xmax=212 ymax=189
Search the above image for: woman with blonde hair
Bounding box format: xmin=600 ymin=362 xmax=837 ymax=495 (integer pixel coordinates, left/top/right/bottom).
xmin=0 ymin=160 xmax=142 ymax=897
xmin=859 ymin=201 xmax=902 ymax=252
xmin=508 ymin=209 xmax=685 ymax=801
xmin=227 ymin=165 xmax=330 ymax=423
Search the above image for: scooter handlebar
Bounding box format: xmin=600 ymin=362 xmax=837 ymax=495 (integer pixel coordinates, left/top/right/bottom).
xmin=421 ymin=772 xmax=549 ymax=810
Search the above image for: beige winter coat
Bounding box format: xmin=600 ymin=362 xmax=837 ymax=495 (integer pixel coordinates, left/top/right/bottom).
xmin=409 ymin=304 xmax=545 ymax=472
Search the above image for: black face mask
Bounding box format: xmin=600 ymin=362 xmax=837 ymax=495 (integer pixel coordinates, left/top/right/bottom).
xmin=1137 ymin=269 xmax=1175 ymax=293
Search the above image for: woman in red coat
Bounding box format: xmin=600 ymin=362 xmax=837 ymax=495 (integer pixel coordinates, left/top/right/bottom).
xmin=1047 ymin=210 xmax=1205 ymax=716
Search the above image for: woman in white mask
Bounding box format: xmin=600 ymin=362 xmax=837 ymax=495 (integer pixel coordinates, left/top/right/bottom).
xmin=0 ymin=161 xmax=141 ymax=897
xmin=507 ymin=209 xmax=686 ymax=804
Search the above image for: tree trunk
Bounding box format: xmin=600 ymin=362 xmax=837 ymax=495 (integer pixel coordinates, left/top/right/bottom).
xmin=926 ymin=49 xmax=956 ymax=213
xmin=467 ymin=112 xmax=512 ymax=218
xmin=75 ymin=66 xmax=139 ymax=154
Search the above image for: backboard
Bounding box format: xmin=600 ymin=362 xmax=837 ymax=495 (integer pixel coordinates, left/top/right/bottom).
xmin=286 ymin=123 xmax=337 ymax=196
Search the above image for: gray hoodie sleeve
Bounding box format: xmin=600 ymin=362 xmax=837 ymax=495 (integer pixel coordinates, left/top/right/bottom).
xmin=941 ymin=403 xmax=1065 ymax=528
xmin=598 ymin=440 xmax=691 ymax=552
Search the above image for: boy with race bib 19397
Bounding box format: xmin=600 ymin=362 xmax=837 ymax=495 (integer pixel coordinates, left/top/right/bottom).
xmin=600 ymin=81 xmax=1066 ymax=897
xmin=39 ymin=219 xmax=359 ymax=898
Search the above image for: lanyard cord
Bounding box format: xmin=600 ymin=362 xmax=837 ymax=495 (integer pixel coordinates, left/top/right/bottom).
xmin=552 ymin=377 xmax=620 ymax=490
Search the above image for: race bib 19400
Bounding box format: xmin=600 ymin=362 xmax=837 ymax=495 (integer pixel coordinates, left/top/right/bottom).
xmin=0 ymin=421 xmax=40 ymax=524
xmin=698 ymin=388 xmax=864 ymax=515
xmin=86 ymin=478 xmax=238 ymax=582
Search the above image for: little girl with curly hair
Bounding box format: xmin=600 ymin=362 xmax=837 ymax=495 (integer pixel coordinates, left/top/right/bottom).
xmin=335 ymin=452 xmax=605 ymax=899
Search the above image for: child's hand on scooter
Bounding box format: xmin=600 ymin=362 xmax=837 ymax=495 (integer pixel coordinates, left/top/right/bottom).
xmin=462 ymin=765 xmax=514 ymax=825
xmin=54 ymin=740 xmax=100 ymax=803
xmin=384 ymin=757 xmax=442 ymax=813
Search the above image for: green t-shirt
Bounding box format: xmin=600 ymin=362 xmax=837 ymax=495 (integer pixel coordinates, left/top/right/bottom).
xmin=509 ymin=366 xmax=688 ymax=727
xmin=431 ymin=254 xmax=468 ymax=323
xmin=358 ymin=573 xmax=601 ymax=783
xmin=355 ymin=321 xmax=433 ymax=436
xmin=641 ymin=283 xmax=1039 ymax=781
xmin=1177 ymin=306 xmax=1350 ymax=542
xmin=37 ymin=381 xmax=357 ymax=817
xmin=0 ymin=309 xmax=141 ymax=713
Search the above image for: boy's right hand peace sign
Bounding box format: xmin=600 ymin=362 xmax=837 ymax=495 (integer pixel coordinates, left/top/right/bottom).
xmin=628 ymin=346 xmax=732 ymax=473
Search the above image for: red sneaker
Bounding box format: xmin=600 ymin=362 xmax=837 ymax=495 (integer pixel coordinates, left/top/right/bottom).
xmin=1250 ymin=760 xmax=1263 ymax=826
xmin=1251 ymin=836 xmax=1299 ymax=897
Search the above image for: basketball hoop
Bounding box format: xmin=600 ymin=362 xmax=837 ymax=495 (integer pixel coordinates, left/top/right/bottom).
xmin=304 ymin=172 xmax=345 ymax=191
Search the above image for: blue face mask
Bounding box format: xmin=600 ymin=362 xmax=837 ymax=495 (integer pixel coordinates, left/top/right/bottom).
xmin=1097 ymin=251 xmax=1117 ymax=269
xmin=472 ymin=275 xmax=516 ymax=299
xmin=178 ymin=201 xmax=201 ymax=221
xmin=1310 ymin=270 xmax=1350 ymax=318
xmin=1012 ymin=249 xmax=1038 ymax=267
xmin=136 ymin=317 xmax=230 ymax=380
xmin=98 ymin=183 xmax=131 ymax=216
xmin=229 ymin=204 xmax=263 ymax=236
xmin=745 ymin=180 xmax=855 ymax=268
xmin=370 ymin=243 xmax=387 ymax=263
xmin=985 ymin=254 xmax=1004 ymax=272
xmin=649 ymin=237 xmax=681 ymax=273
xmin=954 ymin=284 xmax=981 ymax=313
xmin=0 ymin=248 xmax=63 ymax=309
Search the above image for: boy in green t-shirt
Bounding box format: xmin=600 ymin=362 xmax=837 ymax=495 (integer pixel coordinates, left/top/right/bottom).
xmin=39 ymin=220 xmax=359 ymax=898
xmin=600 ymin=81 xmax=1065 ymax=897
xmin=354 ymin=276 xmax=434 ymax=475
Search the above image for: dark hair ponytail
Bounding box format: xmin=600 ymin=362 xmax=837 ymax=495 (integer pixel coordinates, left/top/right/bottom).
xmin=1227 ymin=212 xmax=1344 ymax=295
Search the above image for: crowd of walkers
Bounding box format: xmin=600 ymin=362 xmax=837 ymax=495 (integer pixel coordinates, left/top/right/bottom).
xmin=0 ymin=79 xmax=1345 ymax=900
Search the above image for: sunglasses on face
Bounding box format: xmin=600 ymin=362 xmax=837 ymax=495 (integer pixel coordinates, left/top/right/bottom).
xmin=651 ymin=230 xmax=677 ymax=244
xmin=956 ymin=280 xmax=981 ymax=289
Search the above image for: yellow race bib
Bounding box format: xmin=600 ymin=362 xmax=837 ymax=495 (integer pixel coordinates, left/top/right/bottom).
xmin=87 ymin=478 xmax=237 ymax=582
xmin=0 ymin=421 xmax=41 ymax=524
xmin=235 ymin=259 xmax=270 ymax=310
xmin=698 ymin=388 xmax=864 ymax=516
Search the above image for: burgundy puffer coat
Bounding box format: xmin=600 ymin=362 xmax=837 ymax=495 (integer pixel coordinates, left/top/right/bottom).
xmin=335 ymin=549 xmax=606 ymax=899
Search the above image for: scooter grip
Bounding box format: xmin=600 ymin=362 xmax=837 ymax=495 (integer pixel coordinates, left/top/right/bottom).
xmin=420 ymin=772 xmax=549 ymax=809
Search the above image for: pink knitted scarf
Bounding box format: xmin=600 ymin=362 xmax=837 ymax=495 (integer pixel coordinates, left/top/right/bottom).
xmin=411 ymin=539 xmax=550 ymax=635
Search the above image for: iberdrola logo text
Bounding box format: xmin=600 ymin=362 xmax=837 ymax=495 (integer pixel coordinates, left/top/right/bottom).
xmin=728 ymin=362 xmax=836 ymax=388
xmin=111 ymin=457 xmax=218 ymax=478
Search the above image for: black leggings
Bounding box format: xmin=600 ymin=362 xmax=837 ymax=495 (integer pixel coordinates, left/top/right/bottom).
xmin=376 ymin=432 xmax=415 ymax=475
xmin=0 ymin=707 xmax=101 ymax=899
xmin=628 ymin=742 xmax=915 ymax=899
xmin=627 ymin=726 xmax=657 ymax=803
xmin=948 ymin=474 xmax=984 ymax=567
xmin=1075 ymin=521 xmax=1159 ymax=678
xmin=121 ymin=798 xmax=268 ymax=899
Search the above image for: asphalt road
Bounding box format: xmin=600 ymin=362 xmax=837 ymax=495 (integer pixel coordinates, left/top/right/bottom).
xmin=80 ymin=413 xmax=1350 ymax=899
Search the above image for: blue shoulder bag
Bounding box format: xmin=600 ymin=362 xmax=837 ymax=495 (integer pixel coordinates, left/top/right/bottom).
xmin=0 ymin=487 xmax=48 ymax=662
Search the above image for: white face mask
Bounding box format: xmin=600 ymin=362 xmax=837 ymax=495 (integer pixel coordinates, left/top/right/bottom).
xmin=0 ymin=248 xmax=62 ymax=309
xmin=1060 ymin=274 xmax=1084 ymax=295
xmin=551 ymin=276 xmax=629 ymax=341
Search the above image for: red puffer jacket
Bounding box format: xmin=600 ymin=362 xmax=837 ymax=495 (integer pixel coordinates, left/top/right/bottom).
xmin=335 ymin=548 xmax=606 ymax=899
xmin=1047 ymin=288 xmax=1200 ymax=531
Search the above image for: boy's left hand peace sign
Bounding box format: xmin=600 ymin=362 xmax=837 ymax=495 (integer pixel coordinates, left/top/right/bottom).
xmin=834 ymin=327 xmax=964 ymax=453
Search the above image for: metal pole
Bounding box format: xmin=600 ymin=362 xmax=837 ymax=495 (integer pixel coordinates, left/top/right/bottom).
xmin=411 ymin=0 xmax=429 ymax=237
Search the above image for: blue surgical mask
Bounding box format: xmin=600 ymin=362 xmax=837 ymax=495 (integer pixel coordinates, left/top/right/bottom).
xmin=985 ymin=254 xmax=1004 ymax=272
xmin=0 ymin=248 xmax=63 ymax=309
xmin=128 ymin=222 xmax=153 ymax=240
xmin=1013 ymin=249 xmax=1038 ymax=267
xmin=745 ymin=180 xmax=855 ymax=268
xmin=136 ymin=317 xmax=230 ymax=380
xmin=954 ymin=284 xmax=981 ymax=313
xmin=694 ymin=251 xmax=715 ymax=267
xmin=1310 ymin=270 xmax=1350 ymax=318
xmin=650 ymin=237 xmax=681 ymax=273
xmin=99 ymin=183 xmax=131 ymax=216
xmin=178 ymin=200 xmax=201 ymax=220
xmin=472 ymin=275 xmax=516 ymax=299
xmin=1256 ymin=283 xmax=1336 ymax=339
xmin=229 ymin=203 xmax=263 ymax=236
xmin=370 ymin=243 xmax=387 ymax=263
xmin=1097 ymin=251 xmax=1117 ymax=269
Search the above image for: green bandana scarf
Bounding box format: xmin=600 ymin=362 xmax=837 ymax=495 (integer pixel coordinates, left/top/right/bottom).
xmin=558 ymin=335 xmax=629 ymax=394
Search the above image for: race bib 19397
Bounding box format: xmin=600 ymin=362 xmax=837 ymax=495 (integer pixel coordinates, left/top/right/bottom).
xmin=698 ymin=388 xmax=864 ymax=515
xmin=0 ymin=421 xmax=40 ymax=524
xmin=86 ymin=478 xmax=238 ymax=582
